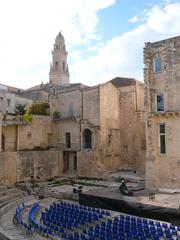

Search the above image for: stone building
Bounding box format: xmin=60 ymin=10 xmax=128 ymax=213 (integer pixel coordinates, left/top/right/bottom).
xmin=49 ymin=32 xmax=146 ymax=178
xmin=0 ymin=84 xmax=32 ymax=114
xmin=51 ymin=77 xmax=146 ymax=178
xmin=0 ymin=31 xmax=146 ymax=185
xmin=144 ymin=36 xmax=180 ymax=189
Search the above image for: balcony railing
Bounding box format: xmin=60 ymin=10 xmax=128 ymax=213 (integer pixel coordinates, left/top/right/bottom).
xmin=2 ymin=119 xmax=30 ymax=126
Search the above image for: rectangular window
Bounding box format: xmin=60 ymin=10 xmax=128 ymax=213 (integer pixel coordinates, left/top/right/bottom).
xmin=157 ymin=94 xmax=164 ymax=112
xmin=65 ymin=132 xmax=71 ymax=148
xmin=159 ymin=123 xmax=166 ymax=154
xmin=154 ymin=58 xmax=162 ymax=73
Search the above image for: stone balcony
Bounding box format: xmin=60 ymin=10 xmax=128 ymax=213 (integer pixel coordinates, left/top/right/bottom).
xmin=152 ymin=111 xmax=180 ymax=117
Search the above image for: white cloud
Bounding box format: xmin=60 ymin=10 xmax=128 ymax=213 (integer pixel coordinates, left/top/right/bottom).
xmin=147 ymin=3 xmax=180 ymax=33
xmin=128 ymin=16 xmax=139 ymax=23
xmin=70 ymin=2 xmax=180 ymax=86
xmin=0 ymin=1 xmax=179 ymax=89
xmin=0 ymin=0 xmax=116 ymax=88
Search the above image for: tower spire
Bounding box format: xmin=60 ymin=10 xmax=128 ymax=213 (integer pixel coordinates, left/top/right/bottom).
xmin=49 ymin=31 xmax=69 ymax=86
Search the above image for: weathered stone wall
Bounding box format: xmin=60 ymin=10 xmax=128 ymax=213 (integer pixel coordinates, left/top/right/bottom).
xmin=64 ymin=82 xmax=146 ymax=177
xmin=99 ymin=83 xmax=122 ymax=172
xmin=20 ymin=90 xmax=49 ymax=102
xmin=146 ymin=115 xmax=180 ymax=188
xmin=55 ymin=86 xmax=101 ymax=151
xmin=2 ymin=125 xmax=17 ymax=151
xmin=144 ymin=36 xmax=180 ymax=189
xmin=0 ymin=150 xmax=63 ymax=186
xmin=100 ymin=83 xmax=120 ymax=151
xmin=1 ymin=116 xmax=52 ymax=152
xmin=81 ymin=86 xmax=100 ymax=152
xmin=119 ymin=83 xmax=146 ymax=174
xmin=77 ymin=151 xmax=106 ymax=178
xmin=58 ymin=121 xmax=80 ymax=150
xmin=52 ymin=86 xmax=82 ymax=149
xmin=83 ymin=86 xmax=100 ymax=126
xmin=54 ymin=87 xmax=82 ymax=118
xmin=17 ymin=115 xmax=52 ymax=150
xmin=144 ymin=36 xmax=180 ymax=113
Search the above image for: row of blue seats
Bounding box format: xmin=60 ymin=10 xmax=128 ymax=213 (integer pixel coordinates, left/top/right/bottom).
xmin=15 ymin=201 xmax=180 ymax=240
xmin=28 ymin=202 xmax=91 ymax=239
xmin=114 ymin=215 xmax=180 ymax=231
xmin=82 ymin=217 xmax=180 ymax=240
xmin=41 ymin=202 xmax=179 ymax=240
xmin=42 ymin=210 xmax=103 ymax=224
xmin=14 ymin=203 xmax=33 ymax=234
xmin=28 ymin=202 xmax=41 ymax=224
xmin=15 ymin=202 xmax=79 ymax=239
xmin=46 ymin=207 xmax=104 ymax=219
xmin=41 ymin=201 xmax=107 ymax=229
xmin=28 ymin=202 xmax=63 ymax=238
xmin=51 ymin=201 xmax=111 ymax=216
xmin=92 ymin=218 xmax=179 ymax=234
xmin=15 ymin=202 xmax=86 ymax=239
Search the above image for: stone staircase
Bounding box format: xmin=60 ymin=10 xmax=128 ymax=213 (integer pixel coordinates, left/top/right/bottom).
xmin=0 ymin=185 xmax=26 ymax=208
xmin=0 ymin=184 xmax=31 ymax=240
xmin=0 ymin=195 xmax=57 ymax=240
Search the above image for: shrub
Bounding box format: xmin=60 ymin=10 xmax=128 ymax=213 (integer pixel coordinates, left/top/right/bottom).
xmin=22 ymin=112 xmax=33 ymax=122
xmin=29 ymin=102 xmax=50 ymax=115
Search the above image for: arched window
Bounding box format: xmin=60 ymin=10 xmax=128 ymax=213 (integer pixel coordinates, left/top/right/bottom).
xmin=83 ymin=129 xmax=92 ymax=149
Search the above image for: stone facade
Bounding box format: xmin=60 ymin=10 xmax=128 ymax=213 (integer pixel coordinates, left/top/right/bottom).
xmin=0 ymin=31 xmax=148 ymax=186
xmin=0 ymin=151 xmax=63 ymax=186
xmin=115 ymin=80 xmax=146 ymax=174
xmin=0 ymin=84 xmax=32 ymax=114
xmin=1 ymin=115 xmax=52 ymax=152
xmin=17 ymin=115 xmax=53 ymax=151
xmin=51 ymin=79 xmax=146 ymax=178
xmin=144 ymin=36 xmax=180 ymax=189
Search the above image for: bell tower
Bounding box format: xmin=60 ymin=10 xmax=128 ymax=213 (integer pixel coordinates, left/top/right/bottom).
xmin=49 ymin=32 xmax=69 ymax=86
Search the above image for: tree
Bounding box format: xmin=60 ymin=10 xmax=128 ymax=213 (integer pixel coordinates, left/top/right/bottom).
xmin=15 ymin=104 xmax=26 ymax=116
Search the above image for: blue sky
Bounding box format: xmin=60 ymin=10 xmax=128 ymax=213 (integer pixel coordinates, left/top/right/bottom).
xmin=98 ymin=0 xmax=179 ymax=39
xmin=0 ymin=0 xmax=179 ymax=89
